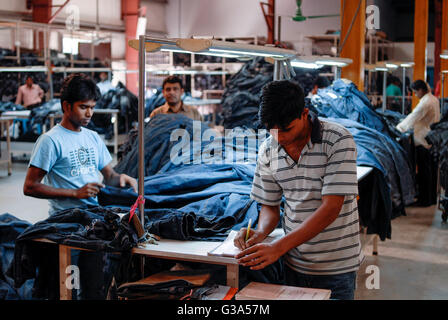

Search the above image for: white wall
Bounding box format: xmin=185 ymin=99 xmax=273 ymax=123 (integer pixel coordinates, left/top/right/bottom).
xmin=0 ymin=1 xmax=29 ymax=12
xmin=51 ymin=0 xmax=122 ymax=27
xmin=165 ymin=0 xmax=340 ymax=54
xmin=394 ymin=42 xmax=435 ymax=67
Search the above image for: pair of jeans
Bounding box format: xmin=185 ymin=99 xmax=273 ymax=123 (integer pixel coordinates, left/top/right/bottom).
xmin=284 ymin=266 xmax=357 ymax=300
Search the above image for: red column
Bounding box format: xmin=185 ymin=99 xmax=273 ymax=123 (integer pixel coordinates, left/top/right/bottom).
xmin=32 ymin=0 xmax=52 ymax=51
xmin=122 ymin=0 xmax=140 ymax=95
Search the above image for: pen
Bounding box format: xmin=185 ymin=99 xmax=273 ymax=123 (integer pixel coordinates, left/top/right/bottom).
xmin=245 ymin=218 xmax=252 ymax=242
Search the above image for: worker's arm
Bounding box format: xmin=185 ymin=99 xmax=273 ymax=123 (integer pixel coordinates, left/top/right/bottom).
xmin=397 ymin=98 xmax=429 ymax=132
xmin=234 ymin=204 xmax=280 ymax=250
xmin=15 ymin=87 xmax=22 ymax=105
xmin=23 ymin=165 xmax=104 ymax=199
xmin=37 ymin=85 xmax=44 ymax=99
xmin=101 ymin=164 xmax=138 ymax=192
xmin=236 ymin=195 xmax=344 ymax=270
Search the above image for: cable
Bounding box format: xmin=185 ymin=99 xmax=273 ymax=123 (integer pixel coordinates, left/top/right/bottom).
xmin=338 ymin=0 xmax=363 ymax=55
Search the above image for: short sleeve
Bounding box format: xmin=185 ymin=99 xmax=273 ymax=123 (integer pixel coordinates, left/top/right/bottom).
xmin=250 ymin=140 xmax=283 ymax=205
xmin=322 ymin=133 xmax=358 ymax=196
xmin=95 ymin=133 xmax=112 ymax=170
xmin=29 ymin=134 xmax=57 ymax=173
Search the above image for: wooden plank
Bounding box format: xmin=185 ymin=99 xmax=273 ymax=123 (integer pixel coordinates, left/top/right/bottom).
xmin=226 ymin=264 xmax=239 ymax=289
xmin=133 ymin=239 xmax=238 ymax=265
xmin=413 ymin=0 xmax=429 ymax=109
xmin=58 ymin=245 xmax=72 ymax=300
xmin=340 ymin=0 xmax=366 ymax=90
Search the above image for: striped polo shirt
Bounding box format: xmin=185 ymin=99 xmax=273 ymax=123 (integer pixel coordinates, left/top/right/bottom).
xmin=250 ymin=114 xmax=363 ymax=275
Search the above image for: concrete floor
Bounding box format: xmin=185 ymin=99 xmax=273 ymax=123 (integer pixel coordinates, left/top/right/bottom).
xmin=1 ymin=142 xmax=447 ymax=299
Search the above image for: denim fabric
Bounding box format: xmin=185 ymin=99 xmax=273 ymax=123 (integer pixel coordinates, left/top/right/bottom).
xmin=0 ymin=101 xmax=25 ymax=113
xmin=357 ymin=168 xmax=393 ymax=240
xmin=100 ymin=164 xmax=268 ymax=240
xmin=219 ymin=57 xmax=331 ymax=129
xmin=7 ymin=206 xmax=138 ymax=299
xmin=324 ymin=117 xmax=416 ymax=216
xmin=312 ymin=80 xmax=388 ymax=135
xmin=113 ymin=114 xmax=212 ymax=178
xmin=427 ymin=117 xmax=448 ymax=191
xmin=284 ymin=266 xmax=357 ymax=300
xmin=0 ymin=214 xmax=34 ymax=300
xmin=113 ymin=113 xmax=266 ymax=178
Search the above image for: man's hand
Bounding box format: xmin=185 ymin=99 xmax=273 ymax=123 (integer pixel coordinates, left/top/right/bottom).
xmin=234 ymin=228 xmax=267 ymax=251
xmin=74 ymin=182 xmax=105 ymax=199
xmin=236 ymin=241 xmax=282 ymax=271
xmin=119 ymin=174 xmax=138 ymax=192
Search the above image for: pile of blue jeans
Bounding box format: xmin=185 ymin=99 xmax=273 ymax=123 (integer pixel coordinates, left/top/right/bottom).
xmin=110 ymin=114 xmax=271 ymax=240
xmin=0 ymin=214 xmax=34 ymax=300
xmin=427 ymin=112 xmax=448 ymax=212
xmin=219 ymin=57 xmax=331 ymax=129
xmin=5 ymin=206 xmax=138 ymax=300
xmin=308 ymin=81 xmax=417 ymax=239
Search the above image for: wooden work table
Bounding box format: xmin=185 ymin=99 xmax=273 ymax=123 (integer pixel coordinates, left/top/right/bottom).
xmin=32 ymin=166 xmax=375 ymax=300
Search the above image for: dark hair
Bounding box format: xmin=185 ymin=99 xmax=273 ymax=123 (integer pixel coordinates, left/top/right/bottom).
xmin=259 ymin=80 xmax=305 ymax=130
xmin=162 ymin=75 xmax=183 ymax=90
xmin=313 ymin=76 xmax=330 ymax=89
xmin=411 ymin=80 xmax=428 ymax=92
xmin=60 ymin=73 xmax=101 ymax=112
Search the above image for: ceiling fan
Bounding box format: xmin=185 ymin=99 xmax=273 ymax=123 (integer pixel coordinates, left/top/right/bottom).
xmin=292 ymin=0 xmax=339 ymax=22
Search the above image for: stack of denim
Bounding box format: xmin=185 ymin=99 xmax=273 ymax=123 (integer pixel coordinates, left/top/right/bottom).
xmin=107 ymin=114 xmax=271 ymax=240
xmin=310 ymin=81 xmax=418 ymax=239
xmin=219 ymin=57 xmax=331 ymax=129
xmin=0 ymin=102 xmax=25 ymax=114
xmin=0 ymin=214 xmax=34 ymax=300
xmin=427 ymin=112 xmax=448 ymax=213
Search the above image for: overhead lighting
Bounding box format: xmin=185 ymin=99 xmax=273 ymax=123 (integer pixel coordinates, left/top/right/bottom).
xmin=160 ymin=48 xmax=240 ymax=59
xmin=385 ymin=63 xmax=398 ymax=69
xmin=316 ymin=60 xmax=348 ymax=67
xmin=209 ymin=48 xmax=284 ymax=59
xmin=441 ymin=50 xmax=448 ymax=59
xmin=375 ymin=67 xmax=388 ymax=72
xmin=290 ymin=61 xmax=322 ymax=69
xmin=400 ymin=62 xmax=414 ymax=68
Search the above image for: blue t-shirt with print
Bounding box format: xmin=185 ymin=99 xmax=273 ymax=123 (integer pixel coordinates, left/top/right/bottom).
xmin=29 ymin=124 xmax=112 ymax=215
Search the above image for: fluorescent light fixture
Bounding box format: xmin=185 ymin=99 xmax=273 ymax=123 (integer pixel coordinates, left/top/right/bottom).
xmin=441 ymin=50 xmax=448 ymax=59
xmin=316 ymin=60 xmax=349 ymax=67
xmin=148 ymin=70 xmax=228 ymax=75
xmin=290 ymin=61 xmax=322 ymax=69
xmin=400 ymin=62 xmax=414 ymax=68
xmin=209 ymin=48 xmax=284 ymax=59
xmin=160 ymin=48 xmax=240 ymax=59
xmin=385 ymin=63 xmax=398 ymax=69
xmin=375 ymin=67 xmax=388 ymax=72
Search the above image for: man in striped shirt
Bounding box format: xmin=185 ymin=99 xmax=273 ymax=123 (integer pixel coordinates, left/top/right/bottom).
xmin=234 ymin=80 xmax=363 ymax=300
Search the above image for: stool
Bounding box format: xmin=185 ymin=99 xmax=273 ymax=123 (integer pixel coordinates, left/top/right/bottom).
xmin=12 ymin=119 xmax=42 ymax=137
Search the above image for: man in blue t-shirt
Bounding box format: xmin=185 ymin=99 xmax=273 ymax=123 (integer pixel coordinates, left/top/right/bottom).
xmin=24 ymin=73 xmax=137 ymax=214
xmin=23 ymin=73 xmax=138 ymax=300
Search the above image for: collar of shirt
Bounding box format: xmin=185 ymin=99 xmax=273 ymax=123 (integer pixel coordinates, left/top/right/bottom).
xmin=164 ymin=101 xmax=186 ymax=113
xmin=276 ymin=111 xmax=323 ymax=163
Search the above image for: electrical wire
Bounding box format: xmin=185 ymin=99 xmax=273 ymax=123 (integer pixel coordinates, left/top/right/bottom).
xmin=338 ymin=0 xmax=363 ymax=55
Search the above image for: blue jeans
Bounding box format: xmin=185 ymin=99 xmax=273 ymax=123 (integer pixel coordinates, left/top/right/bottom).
xmin=284 ymin=266 xmax=357 ymax=300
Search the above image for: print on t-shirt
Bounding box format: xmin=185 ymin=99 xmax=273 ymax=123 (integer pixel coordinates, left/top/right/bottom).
xmin=69 ymin=147 xmax=97 ymax=177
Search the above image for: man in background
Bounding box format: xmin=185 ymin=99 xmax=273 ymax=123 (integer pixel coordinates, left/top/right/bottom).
xmin=150 ymin=76 xmax=203 ymax=121
xmin=307 ymin=76 xmax=330 ymax=98
xmin=15 ymin=75 xmax=44 ymax=109
xmin=386 ymin=77 xmax=402 ymax=97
